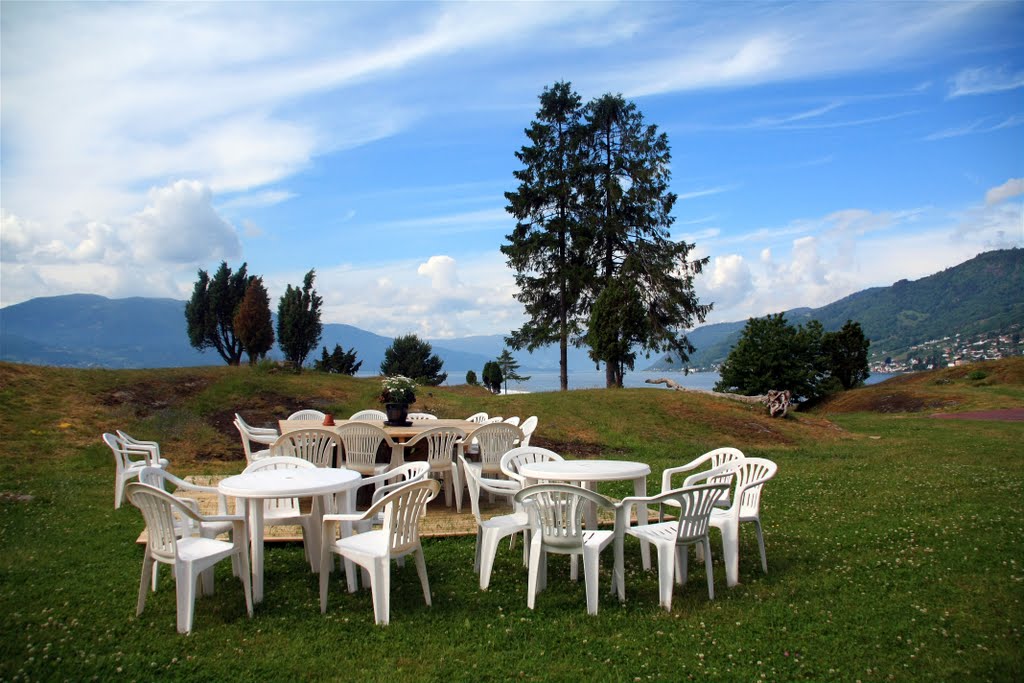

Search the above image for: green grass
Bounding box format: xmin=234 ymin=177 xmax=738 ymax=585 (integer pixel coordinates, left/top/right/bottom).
xmin=1 ymin=360 xmax=1022 ymax=682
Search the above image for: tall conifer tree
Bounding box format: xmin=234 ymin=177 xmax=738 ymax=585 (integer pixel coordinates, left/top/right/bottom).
xmin=184 ymin=261 xmax=253 ymax=365
xmin=233 ymin=277 xmax=275 ymax=365
xmin=276 ymin=269 xmax=323 ymax=370
xmin=579 ymin=94 xmax=710 ymax=387
xmin=503 ymin=82 xmax=588 ymax=391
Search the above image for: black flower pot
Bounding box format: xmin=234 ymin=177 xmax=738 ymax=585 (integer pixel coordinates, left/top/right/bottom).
xmin=384 ymin=402 xmax=411 ymax=426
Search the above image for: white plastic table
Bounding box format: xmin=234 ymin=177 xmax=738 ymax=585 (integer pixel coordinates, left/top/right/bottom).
xmin=219 ymin=467 xmax=361 ymax=603
xmin=518 ymin=459 xmax=652 ymax=570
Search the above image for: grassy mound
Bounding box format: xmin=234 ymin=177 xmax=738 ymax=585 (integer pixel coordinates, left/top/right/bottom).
xmin=813 ymin=357 xmax=1024 ymax=415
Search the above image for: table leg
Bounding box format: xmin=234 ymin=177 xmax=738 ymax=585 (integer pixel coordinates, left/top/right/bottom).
xmin=335 ymin=486 xmax=358 ymax=590
xmin=308 ymin=496 xmax=323 ymax=573
xmin=247 ymin=500 xmax=265 ymax=604
xmin=613 ymin=504 xmax=626 ymax=601
xmin=633 ymin=476 xmax=651 ymax=570
xmin=389 ymin=443 xmax=405 ymax=469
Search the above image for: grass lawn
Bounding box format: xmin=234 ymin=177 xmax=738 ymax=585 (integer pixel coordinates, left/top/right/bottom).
xmin=0 ymin=359 xmax=1021 ymax=682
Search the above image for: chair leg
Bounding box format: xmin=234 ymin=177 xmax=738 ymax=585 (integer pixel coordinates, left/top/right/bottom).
xmin=175 ymin=563 xmax=196 ymax=635
xmin=319 ymin=546 xmax=332 ymax=613
xmin=137 ymin=555 xmax=154 ymax=616
xmin=200 ymin=566 xmax=215 ymax=596
xmin=369 ymin=557 xmax=390 ymax=625
xmin=656 ymin=543 xmax=675 ymax=611
xmin=527 ymin=538 xmax=543 ymax=609
xmin=479 ymin=529 xmax=500 ymax=590
xmin=677 ymin=544 xmax=689 ymax=586
xmin=451 ymin=465 xmax=463 ymax=513
xmin=720 ymin=521 xmax=740 ymax=587
xmin=703 ymin=538 xmax=715 ymax=600
xmin=414 ymin=547 xmax=431 ymax=607
xmin=583 ymin=547 xmax=601 ymax=615
xmin=754 ymin=519 xmax=768 ymax=574
xmin=238 ymin=549 xmax=253 ymax=618
xmin=473 ymin=528 xmax=483 ymax=573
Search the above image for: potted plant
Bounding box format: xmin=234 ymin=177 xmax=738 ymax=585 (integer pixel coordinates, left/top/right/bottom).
xmin=379 ymin=375 xmax=417 ymax=425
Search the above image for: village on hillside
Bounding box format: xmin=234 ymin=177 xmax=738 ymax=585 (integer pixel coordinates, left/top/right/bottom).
xmin=870 ymin=324 xmax=1024 ymax=373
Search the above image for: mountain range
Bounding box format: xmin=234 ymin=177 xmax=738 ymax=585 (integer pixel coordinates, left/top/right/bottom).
xmin=1 ymin=248 xmax=1020 ymax=374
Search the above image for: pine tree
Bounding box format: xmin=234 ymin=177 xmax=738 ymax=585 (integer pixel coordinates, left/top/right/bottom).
xmin=184 ymin=261 xmax=253 ymax=365
xmin=502 ymin=81 xmax=589 ymax=391
xmin=233 ymin=277 xmax=274 ymax=365
xmin=276 ymin=269 xmax=323 ymax=371
xmin=579 ymin=93 xmax=710 ymax=387
xmin=495 ymin=349 xmax=531 ymax=393
xmin=380 ymin=334 xmax=447 ymax=385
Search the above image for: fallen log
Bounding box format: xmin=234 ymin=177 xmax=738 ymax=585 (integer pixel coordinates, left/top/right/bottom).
xmin=644 ymin=378 xmax=791 ymax=417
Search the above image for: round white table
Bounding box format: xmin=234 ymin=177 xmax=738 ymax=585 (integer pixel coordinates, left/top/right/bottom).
xmin=518 ymin=459 xmax=652 ymax=571
xmin=219 ymin=467 xmax=361 ymax=603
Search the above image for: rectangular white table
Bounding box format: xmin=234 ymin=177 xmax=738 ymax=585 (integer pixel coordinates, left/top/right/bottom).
xmin=279 ymin=419 xmax=482 ymax=468
xmin=517 ymin=459 xmax=652 ymax=572
xmin=218 ymin=467 xmax=362 ymax=604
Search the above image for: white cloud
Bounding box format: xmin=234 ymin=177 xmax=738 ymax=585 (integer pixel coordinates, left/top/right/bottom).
xmin=925 ymin=114 xmax=1024 ymax=141
xmin=417 ymin=255 xmax=460 ymax=290
xmin=985 ymin=178 xmax=1024 ymax=206
xmin=949 ymin=65 xmax=1024 ymax=98
xmin=694 ymin=185 xmax=1022 ymax=324
xmin=129 ymin=180 xmax=241 ymax=263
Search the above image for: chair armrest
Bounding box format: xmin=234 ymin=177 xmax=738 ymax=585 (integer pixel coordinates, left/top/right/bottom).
xmin=660 ymin=454 xmax=712 ymax=491
xmin=249 ymin=432 xmax=279 ymax=445
xmin=478 ymin=478 xmax=520 ymax=497
xmin=682 ymin=462 xmax=737 ymax=488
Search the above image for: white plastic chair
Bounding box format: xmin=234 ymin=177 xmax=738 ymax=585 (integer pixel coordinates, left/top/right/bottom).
xmin=503 ymin=416 xmax=521 ymax=427
xmin=233 ymin=414 xmax=278 ymax=463
xmin=269 ymin=428 xmax=341 ymax=468
xmin=138 ymin=466 xmax=238 ymax=591
xmin=483 ymin=416 xmax=504 ymax=424
xmin=401 ymin=426 xmax=466 ymax=511
xmin=620 ymin=482 xmax=730 ymax=610
xmin=459 ymin=454 xmax=530 ymax=590
xmin=519 ymin=416 xmax=539 ymax=446
xmin=103 ymin=432 xmax=168 ymax=508
xmin=471 ymin=422 xmax=523 ymax=478
xmin=240 ymin=456 xmax=319 ymax=568
xmin=465 ymin=412 xmax=489 ymax=424
xmin=288 ymin=409 xmax=327 ymax=422
xmin=126 ymin=483 xmax=252 ymax=634
xmin=685 ymin=458 xmax=778 ymax=587
xmin=662 ymin=447 xmax=745 ymax=509
xmin=408 ymin=412 xmax=438 ymax=421
xmin=116 ymin=431 xmax=167 ymax=464
xmin=499 ymin=446 xmax=563 ymax=485
xmin=514 ymin=483 xmax=622 ymax=615
xmin=350 ymin=409 xmax=387 ymax=421
xmin=319 ymin=479 xmax=440 ymax=625
xmin=336 ymin=422 xmax=395 ymax=478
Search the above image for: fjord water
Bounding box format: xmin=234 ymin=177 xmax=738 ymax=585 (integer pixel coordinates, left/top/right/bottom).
xmin=499 ymin=370 xmax=895 ymax=393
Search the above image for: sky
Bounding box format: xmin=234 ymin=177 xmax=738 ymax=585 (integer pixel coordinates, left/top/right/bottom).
xmin=1 ymin=1 xmax=1022 ymax=341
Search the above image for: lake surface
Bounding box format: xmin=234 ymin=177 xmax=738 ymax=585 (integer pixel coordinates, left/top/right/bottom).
xmin=497 ymin=370 xmax=896 ymax=394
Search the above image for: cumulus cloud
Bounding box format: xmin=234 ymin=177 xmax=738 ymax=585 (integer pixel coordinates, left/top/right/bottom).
xmin=417 ymin=255 xmax=460 ymax=290
xmin=696 ymin=254 xmax=754 ymax=311
xmin=985 ymin=178 xmax=1024 ymax=206
xmin=129 ymin=180 xmax=241 ymax=263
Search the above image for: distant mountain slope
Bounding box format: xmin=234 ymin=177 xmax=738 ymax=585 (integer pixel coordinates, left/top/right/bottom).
xmin=0 ymin=295 xmax=492 ymax=372
xmin=651 ymin=248 xmax=1023 ymax=370
xmin=3 ymin=249 xmax=1019 ymax=372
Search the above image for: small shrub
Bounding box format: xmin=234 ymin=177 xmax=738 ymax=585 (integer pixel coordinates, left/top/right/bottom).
xmin=967 ymin=369 xmax=988 ymax=381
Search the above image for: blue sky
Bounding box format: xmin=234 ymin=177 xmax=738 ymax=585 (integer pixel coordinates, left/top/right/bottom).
xmin=2 ymin=1 xmax=1022 ymax=339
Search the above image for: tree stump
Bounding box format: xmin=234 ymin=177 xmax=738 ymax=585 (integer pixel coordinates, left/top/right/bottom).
xmin=763 ymin=390 xmax=791 ymax=418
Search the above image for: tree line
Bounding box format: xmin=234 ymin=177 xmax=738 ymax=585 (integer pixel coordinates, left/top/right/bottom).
xmin=184 ymin=263 xmax=448 ymax=385
xmin=503 ymin=82 xmax=709 ymax=390
xmin=185 ymin=262 xmax=326 ymax=369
